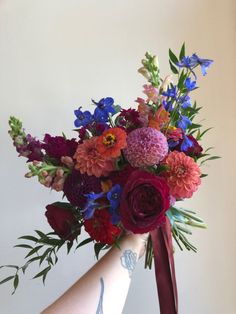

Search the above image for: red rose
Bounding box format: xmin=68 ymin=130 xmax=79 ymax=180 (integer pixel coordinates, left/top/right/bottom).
xmin=45 ymin=203 xmax=80 ymax=241
xmin=84 ymin=209 xmax=121 ymax=245
xmin=120 ymin=170 xmax=170 ymax=234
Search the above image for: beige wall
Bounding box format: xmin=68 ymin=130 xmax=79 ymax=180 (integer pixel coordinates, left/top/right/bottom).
xmin=0 ymin=1 xmax=235 ymax=313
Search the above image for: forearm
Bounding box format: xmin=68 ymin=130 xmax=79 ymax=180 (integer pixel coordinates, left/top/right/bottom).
xmin=41 ymin=233 xmax=146 ymax=314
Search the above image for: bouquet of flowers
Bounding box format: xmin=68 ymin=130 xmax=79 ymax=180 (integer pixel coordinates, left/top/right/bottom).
xmin=0 ymin=44 xmax=218 ymax=313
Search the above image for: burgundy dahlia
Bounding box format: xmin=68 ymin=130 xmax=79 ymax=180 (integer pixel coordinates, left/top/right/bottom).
xmin=176 ymin=135 xmax=203 ymax=157
xmin=63 ymin=169 xmax=102 ymax=208
xmin=42 ymin=133 xmax=78 ymax=160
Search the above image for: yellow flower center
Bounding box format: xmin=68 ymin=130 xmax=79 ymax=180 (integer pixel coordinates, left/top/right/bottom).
xmin=103 ymin=133 xmax=116 ymax=147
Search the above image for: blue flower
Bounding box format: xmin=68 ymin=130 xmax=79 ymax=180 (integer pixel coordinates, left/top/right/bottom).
xmin=176 ymin=54 xmax=213 ymax=76
xmin=191 ymin=54 xmax=213 ymax=76
xmin=107 ymin=184 xmax=122 ymax=224
xmin=93 ymin=97 xmax=116 ymax=123
xmin=185 ymin=78 xmax=197 ymax=91
xmin=180 ymin=135 xmax=193 ymax=151
xmin=74 ymin=107 xmax=93 ymax=127
xmin=162 ymin=100 xmax=174 ymax=112
xmin=176 ymin=56 xmax=197 ymax=69
xmin=177 ymin=115 xmax=192 ymax=130
xmin=178 ymin=95 xmax=191 ymax=109
xmin=82 ymin=191 xmax=104 ymax=219
xmin=162 ymin=86 xmax=178 ymax=99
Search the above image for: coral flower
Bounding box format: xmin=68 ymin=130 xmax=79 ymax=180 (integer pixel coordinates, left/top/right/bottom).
xmin=73 ymin=137 xmax=114 ymax=178
xmin=161 ymin=151 xmax=201 ymax=199
xmin=96 ymin=127 xmax=127 ymax=158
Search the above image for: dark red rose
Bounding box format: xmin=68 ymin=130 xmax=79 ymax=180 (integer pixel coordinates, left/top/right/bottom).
xmin=45 ymin=203 xmax=80 ymax=241
xmin=84 ymin=209 xmax=121 ymax=244
xmin=120 ymin=170 xmax=170 ymax=234
xmin=175 ymin=135 xmax=203 ymax=157
xmin=42 ymin=134 xmax=78 ymax=160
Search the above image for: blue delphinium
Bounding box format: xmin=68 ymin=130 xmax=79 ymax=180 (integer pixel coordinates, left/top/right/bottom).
xmin=93 ymin=97 xmax=116 ymax=123
xmin=176 ymin=53 xmax=213 ymax=76
xmin=107 ymin=184 xmax=122 ymax=224
xmin=191 ymin=54 xmax=213 ymax=76
xmin=82 ymin=191 xmax=104 ymax=219
xmin=180 ymin=135 xmax=193 ymax=151
xmin=74 ymin=107 xmax=94 ymax=127
xmin=185 ymin=78 xmax=197 ymax=91
xmin=162 ymin=86 xmax=178 ymax=99
xmin=162 ymin=99 xmax=174 ymax=112
xmin=177 ymin=115 xmax=192 ymax=130
xmin=178 ymin=94 xmax=192 ymax=109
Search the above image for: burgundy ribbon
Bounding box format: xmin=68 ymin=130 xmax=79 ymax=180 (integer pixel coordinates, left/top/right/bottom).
xmin=151 ymin=219 xmax=178 ymax=314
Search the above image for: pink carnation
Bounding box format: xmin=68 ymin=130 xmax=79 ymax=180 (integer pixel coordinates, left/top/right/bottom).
xmin=124 ymin=127 xmax=168 ymax=167
xmin=161 ymin=151 xmax=201 ymax=199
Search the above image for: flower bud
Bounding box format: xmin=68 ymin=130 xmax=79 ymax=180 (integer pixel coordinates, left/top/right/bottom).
xmin=160 ymin=75 xmax=173 ymax=91
xmin=61 ymin=156 xmax=74 ymax=168
xmin=25 ymin=172 xmax=33 ymax=178
xmin=56 ymin=168 xmax=64 ymax=177
xmin=138 ymin=67 xmax=151 ymax=81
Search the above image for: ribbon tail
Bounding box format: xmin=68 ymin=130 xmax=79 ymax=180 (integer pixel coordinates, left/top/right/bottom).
xmin=151 ymin=219 xmax=178 ymax=314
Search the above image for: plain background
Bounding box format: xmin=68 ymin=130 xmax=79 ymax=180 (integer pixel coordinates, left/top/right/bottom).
xmin=0 ymin=0 xmax=235 ymax=313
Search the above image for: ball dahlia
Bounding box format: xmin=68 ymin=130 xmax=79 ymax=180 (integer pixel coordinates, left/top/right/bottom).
xmin=161 ymin=151 xmax=201 ymax=199
xmin=73 ymin=137 xmax=115 ymax=178
xmin=124 ymin=127 xmax=168 ymax=167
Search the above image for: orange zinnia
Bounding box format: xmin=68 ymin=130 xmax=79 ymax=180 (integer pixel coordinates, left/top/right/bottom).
xmin=96 ymin=127 xmax=127 ymax=158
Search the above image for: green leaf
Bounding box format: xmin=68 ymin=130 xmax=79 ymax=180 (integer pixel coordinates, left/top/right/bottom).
xmin=18 ymin=235 xmax=38 ymax=242
xmin=35 ymin=230 xmax=47 ymax=239
xmin=177 ymin=70 xmax=187 ymax=89
xmin=200 ymin=155 xmax=221 ymax=166
xmin=67 ymin=241 xmax=73 ymax=254
xmin=39 ymin=248 xmax=52 ymax=266
xmin=0 ymin=276 xmax=15 ymax=285
xmin=12 ymin=274 xmax=19 ymax=294
xmin=169 ymin=49 xmax=179 ymax=64
xmin=94 ymin=243 xmax=106 ymax=260
xmin=200 ymin=173 xmax=208 ymax=178
xmin=179 ymin=43 xmax=185 ymax=60
xmin=33 ymin=266 xmax=51 ymax=280
xmin=27 ymin=256 xmax=42 ymax=264
xmin=169 ymin=61 xmax=179 ymax=74
xmin=75 ymin=238 xmax=93 ymax=250
xmin=0 ymin=265 xmax=19 ymax=270
xmin=14 ymin=244 xmax=33 ymax=249
xmin=25 ymin=245 xmax=43 ymax=258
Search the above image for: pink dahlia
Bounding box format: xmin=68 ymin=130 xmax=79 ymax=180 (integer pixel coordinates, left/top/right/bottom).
xmin=161 ymin=151 xmax=201 ymax=199
xmin=124 ymin=127 xmax=168 ymax=167
xmin=73 ymin=137 xmax=115 ymax=177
